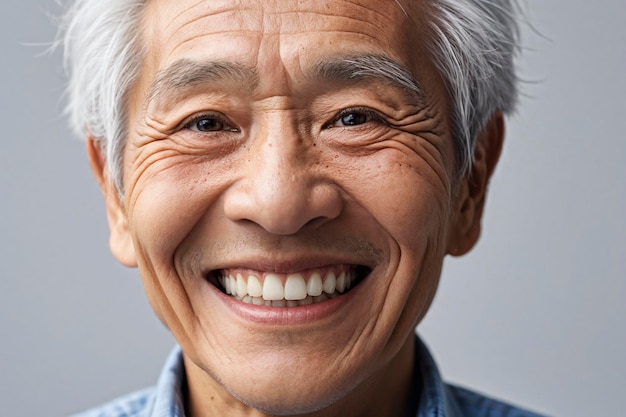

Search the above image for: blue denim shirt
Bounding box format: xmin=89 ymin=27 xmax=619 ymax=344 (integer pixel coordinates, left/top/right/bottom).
xmin=70 ymin=337 xmax=546 ymax=417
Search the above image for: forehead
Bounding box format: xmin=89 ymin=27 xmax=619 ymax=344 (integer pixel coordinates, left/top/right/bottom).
xmin=140 ymin=0 xmax=429 ymax=74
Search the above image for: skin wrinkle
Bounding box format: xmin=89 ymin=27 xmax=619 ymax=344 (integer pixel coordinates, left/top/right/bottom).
xmin=165 ymin=7 xmax=396 ymax=34
xmin=160 ymin=10 xmax=264 ymax=51
xmin=164 ymin=28 xmax=396 ymax=69
xmin=130 ymin=138 xmax=238 ymax=208
xmin=145 ymin=98 xmax=246 ymax=139
xmin=140 ymin=55 xmax=433 ymax=169
xmin=153 ymin=1 xmax=408 ymax=62
xmin=95 ymin=1 xmax=500 ymax=416
xmin=332 ymin=99 xmax=450 ymax=194
xmin=136 ymin=243 xmax=190 ymax=338
xmin=172 ymin=248 xmax=209 ymax=346
xmin=58 ymin=0 xmax=521 ymax=412
xmin=398 ymin=92 xmax=455 ymax=195
xmin=386 ymin=240 xmax=431 ymax=341
xmin=408 ymin=124 xmax=454 ymax=196
xmin=165 ymin=0 xmax=408 ymax=34
xmin=161 ymin=2 xmax=248 ymax=33
xmin=124 ymin=138 xmax=240 ymax=224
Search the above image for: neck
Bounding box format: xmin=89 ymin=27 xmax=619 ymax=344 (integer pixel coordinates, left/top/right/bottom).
xmin=184 ymin=336 xmax=417 ymax=417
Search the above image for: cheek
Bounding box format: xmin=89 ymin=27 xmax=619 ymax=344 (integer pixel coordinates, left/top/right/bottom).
xmin=130 ymin=181 xmax=195 ymax=258
xmin=126 ymin=153 xmax=224 ymax=244
xmin=124 ymin=155 xmax=230 ymax=272
xmin=122 ymin=157 xmax=235 ymax=338
xmin=338 ymin=150 xmax=452 ymax=250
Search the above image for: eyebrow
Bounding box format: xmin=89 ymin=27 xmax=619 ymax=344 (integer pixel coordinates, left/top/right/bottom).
xmin=145 ymin=59 xmax=259 ymax=107
xmin=145 ymin=54 xmax=424 ymax=108
xmin=312 ymin=54 xmax=425 ymax=105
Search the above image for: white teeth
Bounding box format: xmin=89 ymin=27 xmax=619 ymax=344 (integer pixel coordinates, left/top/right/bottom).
xmin=336 ymin=272 xmax=346 ymax=293
xmin=247 ymin=275 xmax=263 ymax=297
xmin=284 ymin=274 xmax=307 ymax=300
xmin=236 ymin=273 xmax=247 ymax=297
xmin=262 ymin=274 xmax=284 ymax=300
xmin=307 ymin=272 xmax=323 ymax=296
xmin=225 ymin=277 xmax=231 ymax=295
xmin=323 ymin=272 xmax=336 ymax=294
xmin=219 ymin=268 xmax=360 ymax=306
xmin=229 ymin=276 xmax=237 ymax=295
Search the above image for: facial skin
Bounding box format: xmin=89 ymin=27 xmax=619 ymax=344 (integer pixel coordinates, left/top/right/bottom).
xmin=88 ymin=0 xmax=504 ymax=416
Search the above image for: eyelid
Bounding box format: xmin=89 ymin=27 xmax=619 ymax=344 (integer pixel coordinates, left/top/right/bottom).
xmin=180 ymin=111 xmax=238 ymax=132
xmin=325 ymin=106 xmax=386 ymax=128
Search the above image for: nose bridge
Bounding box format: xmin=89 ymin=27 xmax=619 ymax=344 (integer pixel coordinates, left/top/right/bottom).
xmin=255 ymin=117 xmax=306 ymax=203
xmin=224 ymin=114 xmax=342 ymax=235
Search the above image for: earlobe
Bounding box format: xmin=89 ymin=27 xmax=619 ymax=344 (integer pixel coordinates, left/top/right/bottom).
xmin=446 ymin=112 xmax=504 ymax=257
xmin=86 ymin=138 xmax=138 ymax=268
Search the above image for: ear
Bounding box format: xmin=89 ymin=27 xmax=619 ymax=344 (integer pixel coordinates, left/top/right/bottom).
xmin=446 ymin=112 xmax=505 ymax=256
xmin=86 ymin=138 xmax=137 ymax=267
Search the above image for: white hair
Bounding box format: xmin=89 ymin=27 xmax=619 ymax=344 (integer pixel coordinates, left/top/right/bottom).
xmin=61 ymin=0 xmax=145 ymax=194
xmin=61 ymin=0 xmax=521 ymax=194
xmin=427 ymin=0 xmax=520 ymax=174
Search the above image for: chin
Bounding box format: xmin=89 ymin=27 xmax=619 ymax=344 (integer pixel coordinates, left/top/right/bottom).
xmin=226 ymin=381 xmax=350 ymax=416
xmin=203 ymin=356 xmax=365 ymax=416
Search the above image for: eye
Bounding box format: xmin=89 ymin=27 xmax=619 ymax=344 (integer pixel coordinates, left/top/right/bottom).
xmin=328 ymin=107 xmax=384 ymax=128
xmin=183 ymin=112 xmax=238 ymax=133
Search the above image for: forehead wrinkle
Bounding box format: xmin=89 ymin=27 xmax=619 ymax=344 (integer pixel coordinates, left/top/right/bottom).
xmin=159 ymin=0 xmax=207 ymax=32
xmin=260 ymin=10 xmax=393 ymax=32
xmin=155 ymin=0 xmax=261 ymax=33
xmin=144 ymin=59 xmax=259 ymax=109
xmin=158 ymin=3 xmax=403 ymax=42
xmin=312 ymin=54 xmax=425 ymax=106
xmin=164 ymin=7 xmax=263 ymax=38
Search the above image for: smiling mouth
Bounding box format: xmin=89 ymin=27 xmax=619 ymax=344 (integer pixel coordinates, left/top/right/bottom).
xmin=210 ymin=265 xmax=371 ymax=307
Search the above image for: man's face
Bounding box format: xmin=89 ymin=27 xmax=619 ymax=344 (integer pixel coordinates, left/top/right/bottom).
xmin=97 ymin=0 xmax=481 ymax=413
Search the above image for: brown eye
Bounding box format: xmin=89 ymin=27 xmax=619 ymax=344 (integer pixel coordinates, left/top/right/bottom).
xmin=340 ymin=112 xmax=368 ymax=126
xmin=329 ymin=107 xmax=382 ymax=128
xmin=195 ymin=117 xmax=224 ymax=131
xmin=184 ymin=112 xmax=238 ymax=133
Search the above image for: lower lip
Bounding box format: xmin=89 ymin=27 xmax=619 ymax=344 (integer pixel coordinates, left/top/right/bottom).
xmin=208 ymin=277 xmax=365 ymax=326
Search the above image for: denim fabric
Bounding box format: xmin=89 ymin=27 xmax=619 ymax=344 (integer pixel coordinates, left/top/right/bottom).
xmin=70 ymin=337 xmax=546 ymax=417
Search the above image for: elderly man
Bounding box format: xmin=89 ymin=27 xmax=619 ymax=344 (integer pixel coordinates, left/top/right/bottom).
xmin=62 ymin=0 xmax=544 ymax=416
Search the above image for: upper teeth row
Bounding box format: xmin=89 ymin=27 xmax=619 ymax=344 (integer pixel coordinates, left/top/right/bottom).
xmin=219 ymin=271 xmax=355 ymax=301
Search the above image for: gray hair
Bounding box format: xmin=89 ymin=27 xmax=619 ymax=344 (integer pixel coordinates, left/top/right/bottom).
xmin=61 ymin=0 xmax=520 ymax=194
xmin=61 ymin=0 xmax=145 ymax=194
xmin=428 ymin=0 xmax=520 ymax=174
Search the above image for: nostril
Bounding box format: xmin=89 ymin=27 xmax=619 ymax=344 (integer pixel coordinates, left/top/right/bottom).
xmin=301 ymin=215 xmax=333 ymax=230
xmin=224 ymin=179 xmax=344 ymax=235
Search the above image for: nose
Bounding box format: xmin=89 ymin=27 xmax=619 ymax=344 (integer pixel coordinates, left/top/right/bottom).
xmin=223 ymin=123 xmax=343 ymax=235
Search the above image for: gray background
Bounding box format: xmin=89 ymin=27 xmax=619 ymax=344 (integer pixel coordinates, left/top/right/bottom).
xmin=1 ymin=1 xmax=624 ymax=416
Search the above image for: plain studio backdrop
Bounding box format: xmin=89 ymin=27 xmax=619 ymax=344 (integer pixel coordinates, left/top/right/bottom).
xmin=1 ymin=1 xmax=624 ymax=416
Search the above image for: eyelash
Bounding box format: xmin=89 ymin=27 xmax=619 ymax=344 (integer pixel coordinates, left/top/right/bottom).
xmin=325 ymin=107 xmax=386 ymax=128
xmin=181 ymin=112 xmax=239 ymax=133
xmin=179 ymin=107 xmax=384 ymax=133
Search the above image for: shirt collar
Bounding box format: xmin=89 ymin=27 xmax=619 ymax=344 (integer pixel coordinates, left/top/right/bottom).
xmin=414 ymin=336 xmax=461 ymax=417
xmin=151 ymin=347 xmax=186 ymax=417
